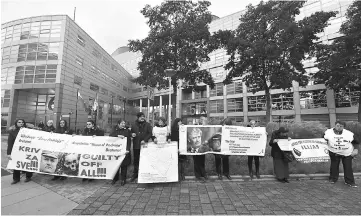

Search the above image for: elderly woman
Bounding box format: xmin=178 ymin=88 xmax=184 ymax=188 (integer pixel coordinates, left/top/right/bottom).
xmin=43 ymin=120 xmax=56 ymax=132
xmin=269 ymin=127 xmax=292 ymax=183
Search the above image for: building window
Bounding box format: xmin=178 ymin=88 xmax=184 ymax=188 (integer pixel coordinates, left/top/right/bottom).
xmin=272 ymin=115 xmax=295 ymax=124
xmin=15 ymin=64 xmax=56 ymax=84
xmin=74 ymin=75 xmax=82 ymax=86
xmin=132 ymin=88 xmax=142 ymax=93
xmin=90 ymin=83 xmax=99 ymax=92
xmin=300 ymin=90 xmax=327 ymax=109
xmin=271 ymin=93 xmax=294 ymax=110
xmin=92 ymin=48 xmax=101 ymax=59
xmin=209 ymin=100 xmax=224 ymax=113
xmin=75 ymin=55 xmax=83 ymax=66
xmin=227 ymin=98 xmax=243 ymax=112
xmin=194 ymin=86 xmax=207 ymax=99
xmin=102 ymin=57 xmax=110 ymax=66
xmin=90 ymin=65 xmax=100 ymax=75
xmin=1 ymin=90 xmax=11 ymax=107
xmin=181 ymin=102 xmax=207 ymax=116
xmin=248 ymin=95 xmax=266 ymax=112
xmin=77 ymin=35 xmax=85 ymax=47
xmin=100 ymin=88 xmax=108 ymax=96
xmin=335 ymin=87 xmax=360 ymax=108
xmin=14 ymin=42 xmax=60 ymax=62
xmin=210 ymin=83 xmax=223 ymax=97
xmin=227 ymin=82 xmax=243 ymax=95
xmin=123 ymin=86 xmax=128 ymax=92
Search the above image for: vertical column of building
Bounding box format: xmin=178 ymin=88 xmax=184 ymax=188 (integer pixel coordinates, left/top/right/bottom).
xmin=159 ymin=95 xmax=163 ymax=117
xmin=326 ymin=89 xmax=336 ymax=127
xmin=292 ymin=81 xmax=301 ymax=123
xmin=242 ymin=82 xmax=248 ymax=122
xmin=206 ymin=85 xmax=210 ymax=118
xmin=223 ymin=84 xmax=227 ymax=118
xmin=139 ymin=99 xmax=142 ymax=112
xmin=8 ymin=89 xmax=19 ymax=128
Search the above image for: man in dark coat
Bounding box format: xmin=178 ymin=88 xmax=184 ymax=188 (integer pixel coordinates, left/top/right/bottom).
xmin=130 ymin=112 xmax=152 ymax=182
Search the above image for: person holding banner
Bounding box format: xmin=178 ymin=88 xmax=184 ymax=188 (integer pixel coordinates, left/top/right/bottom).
xmin=43 ymin=120 xmax=56 ymax=132
xmin=130 ymin=112 xmax=153 ymax=182
xmin=51 ymin=119 xmax=72 ymax=181
xmin=247 ymin=120 xmax=261 ymax=179
xmin=214 ymin=118 xmax=232 ymax=180
xmin=324 ymin=120 xmax=359 ymax=188
xmin=152 ymin=116 xmax=171 ymax=144
xmin=192 ymin=115 xmax=208 ymax=183
xmin=110 ymin=119 xmax=131 ymax=186
xmin=7 ymin=119 xmax=33 ymax=184
xmin=171 ymin=118 xmax=186 ymax=181
xmin=269 ymin=127 xmax=292 ymax=183
xmin=82 ymin=120 xmax=103 ymax=182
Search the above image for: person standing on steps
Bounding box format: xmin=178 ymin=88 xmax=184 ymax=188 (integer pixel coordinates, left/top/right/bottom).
xmin=247 ymin=119 xmax=261 ymax=179
xmin=110 ymin=119 xmax=131 ymax=186
xmin=82 ymin=120 xmax=103 ymax=182
xmin=269 ymin=127 xmax=292 ymax=183
xmin=7 ymin=119 xmax=33 ymax=184
xmin=214 ymin=118 xmax=232 ymax=180
xmin=130 ymin=112 xmax=153 ymax=183
xmin=324 ymin=120 xmax=359 ymax=188
xmin=170 ymin=118 xmax=187 ymax=181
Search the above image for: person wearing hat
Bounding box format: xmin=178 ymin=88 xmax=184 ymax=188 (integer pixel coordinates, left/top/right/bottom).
xmin=7 ymin=118 xmax=33 ymax=184
xmin=40 ymin=150 xmax=60 ymax=174
xmin=269 ymin=127 xmax=292 ymax=183
xmin=130 ymin=112 xmax=153 ymax=182
xmin=324 ymin=120 xmax=359 ymax=188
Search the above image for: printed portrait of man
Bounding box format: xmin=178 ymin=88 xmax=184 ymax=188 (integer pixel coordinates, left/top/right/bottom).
xmin=187 ymin=127 xmax=211 ymax=153
xmin=40 ymin=150 xmax=60 ymax=174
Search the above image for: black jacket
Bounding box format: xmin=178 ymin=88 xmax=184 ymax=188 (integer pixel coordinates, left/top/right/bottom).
xmin=82 ymin=127 xmax=103 ymax=136
xmin=269 ymin=131 xmax=288 ymax=159
xmin=131 ymin=120 xmax=152 ymax=149
xmin=55 ymin=127 xmax=73 ymax=135
xmin=43 ymin=125 xmax=56 ymax=132
xmin=110 ymin=127 xmax=131 ymax=166
xmin=7 ymin=128 xmax=21 ymax=155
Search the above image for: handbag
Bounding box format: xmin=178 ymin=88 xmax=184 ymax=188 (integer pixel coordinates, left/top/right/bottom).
xmin=282 ymin=151 xmax=295 ymax=162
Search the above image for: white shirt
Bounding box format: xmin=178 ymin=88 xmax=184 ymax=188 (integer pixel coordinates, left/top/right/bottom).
xmin=324 ymin=128 xmax=354 ymax=156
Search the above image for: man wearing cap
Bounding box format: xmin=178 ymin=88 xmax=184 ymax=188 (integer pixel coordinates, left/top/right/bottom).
xmin=324 ymin=120 xmax=359 ymax=188
xmin=40 ymin=150 xmax=60 ymax=174
xmin=130 ymin=112 xmax=153 ymax=182
xmin=269 ymin=127 xmax=292 ymax=183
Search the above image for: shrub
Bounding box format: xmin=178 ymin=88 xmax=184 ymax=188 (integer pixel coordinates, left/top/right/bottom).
xmin=345 ymin=121 xmax=361 ymax=143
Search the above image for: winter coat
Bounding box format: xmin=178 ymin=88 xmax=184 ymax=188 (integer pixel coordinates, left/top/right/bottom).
xmin=43 ymin=125 xmax=56 ymax=132
xmin=7 ymin=128 xmax=21 ymax=155
xmin=110 ymin=127 xmax=131 ymax=166
xmin=131 ymin=120 xmax=152 ymax=149
xmin=82 ymin=127 xmax=103 ymax=136
xmin=269 ymin=131 xmax=288 ymax=159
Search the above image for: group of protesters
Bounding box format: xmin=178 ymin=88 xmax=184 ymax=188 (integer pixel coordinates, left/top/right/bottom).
xmin=7 ymin=112 xmax=359 ymax=188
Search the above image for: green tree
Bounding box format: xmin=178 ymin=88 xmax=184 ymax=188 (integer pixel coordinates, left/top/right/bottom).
xmin=212 ymin=1 xmax=336 ymax=123
xmin=313 ymin=1 xmax=361 ymax=122
xmin=128 ymin=1 xmax=217 ymax=91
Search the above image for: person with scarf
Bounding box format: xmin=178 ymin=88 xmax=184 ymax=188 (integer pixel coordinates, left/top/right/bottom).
xmin=269 ymin=127 xmax=292 ymax=183
xmin=43 ymin=120 xmax=56 ymax=132
xmin=51 ymin=119 xmax=72 ymax=181
xmin=110 ymin=119 xmax=131 ymax=185
xmin=7 ymin=119 xmax=33 ymax=184
xmin=81 ymin=120 xmax=103 ymax=182
xmin=130 ymin=112 xmax=152 ymax=182
xmin=324 ymin=120 xmax=359 ymax=188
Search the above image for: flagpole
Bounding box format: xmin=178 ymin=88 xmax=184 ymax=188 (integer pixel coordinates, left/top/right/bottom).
xmin=94 ymin=93 xmax=98 ymax=126
xmin=75 ymin=89 xmax=79 ymax=133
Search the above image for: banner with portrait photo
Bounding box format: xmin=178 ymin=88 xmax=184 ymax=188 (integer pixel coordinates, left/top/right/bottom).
xmin=179 ymin=125 xmax=267 ymax=155
xmin=7 ymin=128 xmax=127 ymax=179
xmin=280 ymin=138 xmax=330 ymax=163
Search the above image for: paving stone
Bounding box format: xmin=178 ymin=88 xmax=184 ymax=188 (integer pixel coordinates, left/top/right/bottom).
xmin=105 ymin=208 xmax=121 ymax=215
xmin=98 ymin=204 xmax=112 ymax=211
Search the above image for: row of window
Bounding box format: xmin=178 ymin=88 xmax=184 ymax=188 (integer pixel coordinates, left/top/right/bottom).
xmin=88 ymin=82 xmax=128 ymax=96
xmin=1 ymin=65 xmax=57 ymax=84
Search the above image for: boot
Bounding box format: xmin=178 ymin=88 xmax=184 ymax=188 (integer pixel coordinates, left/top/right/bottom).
xmin=255 ymin=170 xmax=260 ymax=179
xmin=249 ymin=170 xmax=253 ymax=179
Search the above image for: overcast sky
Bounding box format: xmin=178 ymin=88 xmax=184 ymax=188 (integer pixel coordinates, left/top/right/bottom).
xmin=1 ymin=0 xmax=260 ymax=55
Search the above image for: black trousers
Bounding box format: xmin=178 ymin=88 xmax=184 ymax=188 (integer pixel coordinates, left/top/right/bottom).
xmin=193 ymin=155 xmax=206 ymax=178
xmin=113 ymin=166 xmax=128 ymax=181
xmin=248 ymin=156 xmax=260 ymax=172
xmin=329 ymin=152 xmax=355 ymax=184
xmin=132 ymin=149 xmax=141 ymax=178
xmin=215 ymin=155 xmax=229 ymax=175
xmin=13 ymin=170 xmax=32 ymax=181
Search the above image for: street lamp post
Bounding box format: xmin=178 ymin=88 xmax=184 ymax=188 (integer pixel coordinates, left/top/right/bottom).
xmin=165 ymin=68 xmax=176 ymax=126
xmin=110 ymin=96 xmax=114 ymax=126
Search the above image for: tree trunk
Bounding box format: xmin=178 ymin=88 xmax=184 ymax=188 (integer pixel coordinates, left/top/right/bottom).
xmin=358 ymin=88 xmax=361 ymax=123
xmin=265 ymin=88 xmax=272 ymax=123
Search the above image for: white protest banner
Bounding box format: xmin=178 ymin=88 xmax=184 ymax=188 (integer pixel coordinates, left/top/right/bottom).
xmin=153 ymin=126 xmax=169 ymax=144
xmin=289 ymin=138 xmax=330 ymax=163
xmin=277 ymin=139 xmax=291 ymax=151
xmin=138 ymin=142 xmax=178 ymax=183
xmin=179 ymin=125 xmax=223 ymax=155
xmin=7 ymin=128 xmax=127 ymax=179
xmin=221 ymin=126 xmax=267 ymax=156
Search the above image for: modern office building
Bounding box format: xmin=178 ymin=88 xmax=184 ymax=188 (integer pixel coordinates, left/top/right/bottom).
xmin=113 ymin=0 xmax=359 ymax=127
xmin=1 ymin=15 xmax=135 ymax=131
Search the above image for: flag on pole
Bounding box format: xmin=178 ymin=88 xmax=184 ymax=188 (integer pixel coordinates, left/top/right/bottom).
xmin=77 ymin=90 xmax=88 ymax=112
xmin=93 ymin=94 xmax=98 ymax=111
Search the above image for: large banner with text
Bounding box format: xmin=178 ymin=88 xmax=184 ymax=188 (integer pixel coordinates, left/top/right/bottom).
xmin=138 ymin=142 xmax=178 ymax=183
xmin=278 ymin=138 xmax=330 ymax=163
xmin=179 ymin=125 xmax=267 ymax=156
xmin=7 ymin=128 xmax=127 ymax=179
